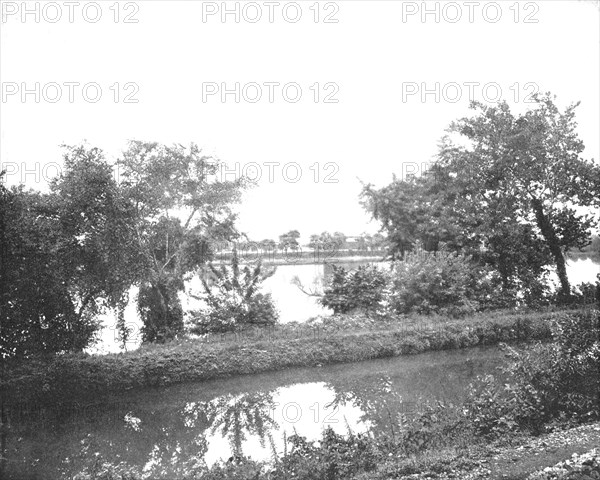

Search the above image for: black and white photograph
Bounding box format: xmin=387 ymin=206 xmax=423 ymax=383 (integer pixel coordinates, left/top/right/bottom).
xmin=1 ymin=1 xmax=599 ymax=479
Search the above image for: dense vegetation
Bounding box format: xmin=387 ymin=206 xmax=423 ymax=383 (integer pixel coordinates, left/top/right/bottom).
xmin=2 ymin=94 xmax=600 ymax=479
xmin=63 ymin=306 xmax=600 ymax=479
xmin=189 ymin=247 xmax=279 ymax=334
xmin=320 ymin=246 xmax=599 ymax=317
xmin=2 ymin=94 xmax=598 ymax=360
xmin=3 ymin=309 xmax=562 ymax=408
xmin=319 ymin=264 xmax=388 ymax=314
xmin=362 ymin=94 xmax=600 ymax=301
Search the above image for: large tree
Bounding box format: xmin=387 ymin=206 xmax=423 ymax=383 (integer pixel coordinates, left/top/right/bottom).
xmin=1 ymin=183 xmax=96 ymax=358
xmin=1 ymin=140 xmax=247 ymax=355
xmin=117 ymin=141 xmax=246 ymax=342
xmin=278 ymin=230 xmax=300 ymax=249
xmin=50 ymin=145 xmax=143 ymax=326
xmin=363 ymin=167 xmax=551 ymax=300
xmin=363 ymin=94 xmax=598 ymax=301
xmin=0 ymin=144 xmax=138 ymax=358
xmin=442 ymin=94 xmax=600 ymax=298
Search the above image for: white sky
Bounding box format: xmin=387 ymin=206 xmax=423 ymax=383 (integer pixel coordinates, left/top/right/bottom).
xmin=1 ymin=0 xmax=599 ymax=243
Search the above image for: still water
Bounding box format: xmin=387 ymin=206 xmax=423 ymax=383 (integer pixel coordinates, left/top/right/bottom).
xmin=91 ymin=258 xmax=600 ymax=354
xmin=4 ymin=346 xmax=508 ymax=480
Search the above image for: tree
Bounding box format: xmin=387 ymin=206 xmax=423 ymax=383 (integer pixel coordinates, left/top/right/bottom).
xmin=50 ymin=145 xmax=143 ymax=341
xmin=308 ymin=234 xmax=322 ymax=250
xmin=371 ymin=233 xmax=386 ymax=251
xmin=278 ymin=230 xmax=300 ymax=249
xmin=260 ymin=238 xmax=276 ymax=251
xmin=356 ymin=233 xmax=372 ymax=252
xmin=332 ymin=231 xmax=347 ymax=249
xmin=1 ymin=184 xmax=94 ymax=358
xmin=0 ymin=143 xmax=150 ymax=359
xmin=362 ymin=168 xmax=551 ymax=300
xmin=117 ymin=141 xmax=246 ymax=342
xmin=363 ymin=94 xmax=599 ymax=301
xmin=443 ymin=94 xmax=600 ymax=298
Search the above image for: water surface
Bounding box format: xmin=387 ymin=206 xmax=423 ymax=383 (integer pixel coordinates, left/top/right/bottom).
xmin=4 ymin=346 xmax=508 ymax=479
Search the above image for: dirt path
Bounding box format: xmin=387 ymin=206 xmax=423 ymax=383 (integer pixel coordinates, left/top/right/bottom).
xmin=472 ymin=422 xmax=600 ymax=479
xmin=400 ymin=423 xmax=600 ymax=479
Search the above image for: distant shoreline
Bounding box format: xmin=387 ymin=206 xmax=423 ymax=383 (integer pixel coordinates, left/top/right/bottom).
xmin=209 ymin=251 xmax=388 ymax=266
xmin=208 ymin=250 xmax=599 ymax=266
xmin=566 ymin=251 xmax=600 ymax=261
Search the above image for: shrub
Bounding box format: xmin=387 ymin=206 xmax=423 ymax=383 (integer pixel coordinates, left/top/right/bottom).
xmin=397 ymin=401 xmax=469 ymax=454
xmin=188 ymin=248 xmax=279 ymax=334
xmin=388 ymin=245 xmax=503 ymax=316
xmin=466 ymin=309 xmax=600 ymax=436
xmin=320 ymin=264 xmax=389 ymax=314
xmin=271 ymin=428 xmax=382 ymax=480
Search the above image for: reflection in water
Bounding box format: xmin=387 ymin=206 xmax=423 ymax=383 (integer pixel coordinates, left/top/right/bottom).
xmin=328 ymin=374 xmax=402 ymax=436
xmin=202 ymin=391 xmax=277 ymax=458
xmin=5 ymin=347 xmax=507 ymax=479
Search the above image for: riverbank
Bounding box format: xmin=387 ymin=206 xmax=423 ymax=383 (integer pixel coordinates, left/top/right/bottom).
xmin=3 ymin=308 xmax=580 ymax=409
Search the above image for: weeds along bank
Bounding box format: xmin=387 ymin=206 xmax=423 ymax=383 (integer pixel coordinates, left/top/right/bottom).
xmin=2 ymin=308 xmax=579 ymax=408
xmin=66 ymin=307 xmax=600 ymax=480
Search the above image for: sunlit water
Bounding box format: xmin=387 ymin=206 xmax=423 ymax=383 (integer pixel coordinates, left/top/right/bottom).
xmin=4 ymin=346 xmax=508 ymax=480
xmin=90 ymin=258 xmax=599 ymax=355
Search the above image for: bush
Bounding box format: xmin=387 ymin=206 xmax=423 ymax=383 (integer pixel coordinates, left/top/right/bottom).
xmin=388 ymin=245 xmax=503 ymax=316
xmin=466 ymin=309 xmax=600 ymax=436
xmin=320 ymin=264 xmax=389 ymax=314
xmin=397 ymin=402 xmax=469 ymax=455
xmin=270 ymin=428 xmax=381 ymax=480
xmin=188 ymin=248 xmax=279 ymax=334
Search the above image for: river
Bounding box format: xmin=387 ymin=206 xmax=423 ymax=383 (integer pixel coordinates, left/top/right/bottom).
xmin=4 ymin=346 xmax=509 ymax=480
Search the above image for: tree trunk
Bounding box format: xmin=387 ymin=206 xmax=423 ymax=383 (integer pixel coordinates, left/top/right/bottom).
xmin=531 ymin=198 xmax=570 ymax=298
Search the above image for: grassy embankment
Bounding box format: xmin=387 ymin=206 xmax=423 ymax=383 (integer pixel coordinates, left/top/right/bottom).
xmin=2 ymin=307 xmax=579 ymax=409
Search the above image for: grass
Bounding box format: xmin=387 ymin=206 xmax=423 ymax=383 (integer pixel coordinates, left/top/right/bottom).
xmin=2 ymin=307 xmax=575 ymax=409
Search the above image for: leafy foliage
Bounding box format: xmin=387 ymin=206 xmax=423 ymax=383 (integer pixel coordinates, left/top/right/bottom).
xmin=117 ymin=141 xmax=246 ymax=342
xmin=362 ymin=93 xmax=600 ymax=301
xmin=0 ymin=144 xmax=142 ymax=358
xmin=388 ymin=245 xmax=505 ymax=316
xmin=278 ymin=229 xmax=300 ymax=249
xmin=441 ymin=94 xmax=600 ymax=298
xmin=0 ymin=184 xmax=100 ymax=358
xmin=466 ymin=307 xmax=600 ymax=436
xmin=320 ymin=264 xmax=389 ymax=314
xmin=189 ymin=247 xmax=278 ymax=334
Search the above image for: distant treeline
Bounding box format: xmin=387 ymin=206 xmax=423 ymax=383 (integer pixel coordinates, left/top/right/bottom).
xmin=569 ymin=234 xmax=600 ymax=258
xmin=208 ymin=242 xmax=387 ymax=265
